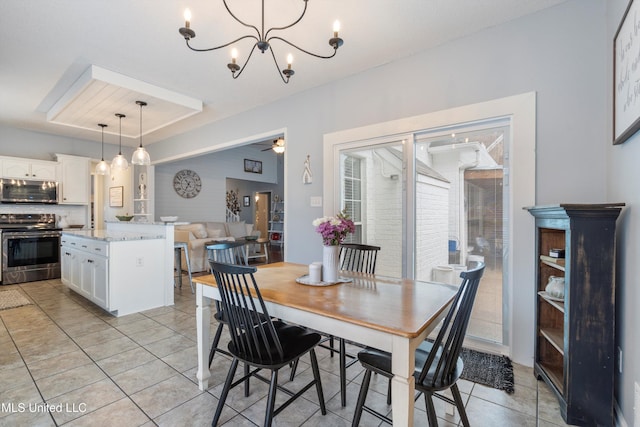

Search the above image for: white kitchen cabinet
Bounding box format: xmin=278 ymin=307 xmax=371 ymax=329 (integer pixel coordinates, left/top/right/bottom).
xmin=2 ymin=157 xmax=57 ymax=180
xmin=56 ymin=154 xmax=90 ymax=204
xmin=61 ymin=231 xmax=164 ymax=317
xmin=61 ymin=237 xmax=107 ymax=305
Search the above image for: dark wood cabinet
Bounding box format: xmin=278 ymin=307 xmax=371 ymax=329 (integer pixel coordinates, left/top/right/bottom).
xmin=526 ymin=204 xmax=624 ymax=426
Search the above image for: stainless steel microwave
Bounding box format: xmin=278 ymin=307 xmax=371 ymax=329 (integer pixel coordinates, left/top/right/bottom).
xmin=0 ymin=179 xmax=58 ymax=204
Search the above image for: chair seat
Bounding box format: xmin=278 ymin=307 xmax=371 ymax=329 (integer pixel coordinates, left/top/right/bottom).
xmin=357 ymin=341 xmax=464 ymax=391
xmin=230 ymin=321 xmax=322 ymax=368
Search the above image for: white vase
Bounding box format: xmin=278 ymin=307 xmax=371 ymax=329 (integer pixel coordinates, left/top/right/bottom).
xmin=322 ymin=245 xmax=340 ymax=283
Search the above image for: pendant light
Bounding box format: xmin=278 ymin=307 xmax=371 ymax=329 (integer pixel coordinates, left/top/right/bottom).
xmin=95 ymin=123 xmax=110 ymax=175
xmin=111 ymin=113 xmax=129 ymax=172
xmin=131 ymin=100 xmax=151 ymax=165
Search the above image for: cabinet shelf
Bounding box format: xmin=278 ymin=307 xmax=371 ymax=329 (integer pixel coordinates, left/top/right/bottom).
xmin=540 ymin=327 xmax=564 ymax=355
xmin=540 ymin=255 xmax=565 ymax=271
xmin=537 ymin=292 xmax=565 ymax=313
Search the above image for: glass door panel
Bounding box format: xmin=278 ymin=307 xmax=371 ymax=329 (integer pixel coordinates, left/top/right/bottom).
xmin=339 ymin=139 xmax=405 ymax=278
xmin=414 ymin=123 xmax=509 ymax=345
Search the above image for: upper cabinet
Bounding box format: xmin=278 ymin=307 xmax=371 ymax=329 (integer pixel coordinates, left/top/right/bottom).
xmin=56 ymin=154 xmax=90 ymax=205
xmin=3 ymin=158 xmax=57 ymax=180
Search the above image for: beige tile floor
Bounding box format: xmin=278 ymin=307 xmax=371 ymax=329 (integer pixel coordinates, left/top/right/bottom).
xmin=0 ymin=277 xmax=572 ymax=427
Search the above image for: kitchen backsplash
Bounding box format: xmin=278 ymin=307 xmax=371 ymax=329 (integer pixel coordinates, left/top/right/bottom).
xmin=0 ymin=204 xmax=88 ymax=227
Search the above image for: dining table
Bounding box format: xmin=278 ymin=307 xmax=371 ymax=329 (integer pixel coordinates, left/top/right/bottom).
xmin=193 ymin=262 xmax=458 ymax=426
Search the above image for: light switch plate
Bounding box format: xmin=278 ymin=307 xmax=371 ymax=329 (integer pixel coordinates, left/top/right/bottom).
xmin=310 ymin=196 xmax=322 ymax=207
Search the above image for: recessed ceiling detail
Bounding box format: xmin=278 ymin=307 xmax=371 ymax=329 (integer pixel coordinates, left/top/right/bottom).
xmin=46 ymin=65 xmax=203 ymax=139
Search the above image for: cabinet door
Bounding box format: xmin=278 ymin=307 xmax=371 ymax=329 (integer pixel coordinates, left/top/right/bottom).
xmin=59 ymin=156 xmax=89 ymax=204
xmin=61 ymin=247 xmax=73 ymax=284
xmin=91 ymin=257 xmax=108 ymax=309
xmin=30 ymin=161 xmax=57 ymax=180
xmin=79 ymin=255 xmax=93 ymax=298
xmin=3 ymin=159 xmax=31 ymax=178
xmin=67 ymin=249 xmax=82 ymax=292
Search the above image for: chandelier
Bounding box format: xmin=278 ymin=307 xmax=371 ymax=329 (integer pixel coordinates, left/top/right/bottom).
xmin=178 ymin=0 xmax=344 ymax=84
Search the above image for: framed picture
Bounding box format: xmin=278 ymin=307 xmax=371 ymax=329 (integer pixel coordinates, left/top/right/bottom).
xmin=109 ymin=186 xmax=123 ymax=207
xmin=243 ymin=196 xmax=250 ymax=207
xmin=614 ymin=0 xmax=640 ymax=145
xmin=244 ymin=158 xmax=262 ymax=174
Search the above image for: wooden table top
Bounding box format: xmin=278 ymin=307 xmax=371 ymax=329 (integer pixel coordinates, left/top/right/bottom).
xmin=194 ymin=262 xmax=458 ymax=339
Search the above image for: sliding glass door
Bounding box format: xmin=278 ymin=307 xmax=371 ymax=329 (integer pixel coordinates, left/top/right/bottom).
xmin=336 ymin=121 xmax=509 ymax=345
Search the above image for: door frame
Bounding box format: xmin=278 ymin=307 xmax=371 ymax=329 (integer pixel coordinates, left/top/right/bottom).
xmin=323 ymin=93 xmax=536 ymax=365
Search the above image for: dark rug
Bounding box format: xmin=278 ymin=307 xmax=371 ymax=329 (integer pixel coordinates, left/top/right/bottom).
xmin=460 ymin=348 xmax=514 ymax=393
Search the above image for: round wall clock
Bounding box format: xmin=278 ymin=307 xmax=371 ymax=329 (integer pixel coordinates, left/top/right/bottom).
xmin=173 ymin=169 xmax=202 ymax=198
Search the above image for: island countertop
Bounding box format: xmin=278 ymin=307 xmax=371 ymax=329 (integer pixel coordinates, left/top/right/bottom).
xmin=62 ymin=229 xmax=164 ymax=242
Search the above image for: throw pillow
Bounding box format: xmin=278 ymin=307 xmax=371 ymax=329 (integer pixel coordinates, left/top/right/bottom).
xmin=178 ymin=223 xmax=207 ymax=239
xmin=226 ymin=221 xmax=247 ymax=239
xmin=206 ymin=229 xmax=224 ymax=239
xmin=245 ymin=223 xmax=254 ymax=236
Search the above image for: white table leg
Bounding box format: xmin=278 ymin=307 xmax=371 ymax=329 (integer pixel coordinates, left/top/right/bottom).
xmin=391 ymin=336 xmax=415 ymax=426
xmin=196 ymin=283 xmax=211 ymax=390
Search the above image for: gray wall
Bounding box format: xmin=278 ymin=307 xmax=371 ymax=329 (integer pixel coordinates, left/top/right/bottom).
xmin=608 ymin=0 xmax=640 ymax=423
xmin=0 ymin=124 xmax=116 ymax=161
xmin=149 ymin=1 xmax=608 ymax=264
xmin=153 ymin=144 xmax=278 ymax=223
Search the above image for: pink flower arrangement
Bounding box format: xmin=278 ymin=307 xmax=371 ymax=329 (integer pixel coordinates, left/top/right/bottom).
xmin=313 ymin=210 xmax=355 ymax=246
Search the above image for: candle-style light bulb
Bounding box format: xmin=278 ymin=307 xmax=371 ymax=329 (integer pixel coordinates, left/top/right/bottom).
xmin=333 ymin=20 xmax=340 ymax=37
xmin=184 ymin=8 xmax=192 ymax=28
xmin=287 ymin=54 xmax=293 ymax=70
xmin=231 ymin=48 xmax=238 ymax=64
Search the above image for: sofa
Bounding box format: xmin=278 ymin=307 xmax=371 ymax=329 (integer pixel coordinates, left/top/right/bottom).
xmin=174 ymin=221 xmax=260 ymax=272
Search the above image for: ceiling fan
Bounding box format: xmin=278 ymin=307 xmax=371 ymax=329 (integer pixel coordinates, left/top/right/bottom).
xmin=261 ymin=137 xmax=285 ymax=153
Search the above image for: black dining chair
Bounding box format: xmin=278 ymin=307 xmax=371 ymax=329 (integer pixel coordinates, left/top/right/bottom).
xmin=207 ymin=240 xmax=250 ymax=367
xmin=339 ymin=243 xmax=381 ymax=274
xmin=351 ymin=262 xmax=485 ymax=427
xmin=209 ymin=261 xmax=327 ymax=427
xmin=290 ymin=243 xmax=382 ymax=406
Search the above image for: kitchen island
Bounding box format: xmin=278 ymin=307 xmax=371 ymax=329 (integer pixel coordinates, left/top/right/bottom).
xmin=61 ymin=222 xmax=175 ymax=316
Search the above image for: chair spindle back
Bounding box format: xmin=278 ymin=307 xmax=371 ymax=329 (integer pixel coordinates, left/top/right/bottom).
xmin=209 ymin=261 xmax=284 ymax=364
xmin=417 ymin=262 xmax=485 ymax=388
xmin=339 ymin=243 xmax=381 ymax=274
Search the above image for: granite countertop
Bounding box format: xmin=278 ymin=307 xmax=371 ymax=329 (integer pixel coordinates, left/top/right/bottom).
xmin=62 ymin=229 xmax=164 ymax=242
xmin=104 ymin=221 xmax=188 ymax=225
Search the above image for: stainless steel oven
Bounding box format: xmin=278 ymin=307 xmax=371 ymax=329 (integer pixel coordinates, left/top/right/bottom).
xmin=0 ymin=214 xmax=61 ymax=284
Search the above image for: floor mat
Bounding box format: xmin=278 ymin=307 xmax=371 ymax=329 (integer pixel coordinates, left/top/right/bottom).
xmin=0 ymin=289 xmax=33 ymax=310
xmin=461 ymin=348 xmax=514 ymax=393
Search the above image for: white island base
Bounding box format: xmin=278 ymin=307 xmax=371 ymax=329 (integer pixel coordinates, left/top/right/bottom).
xmin=61 ymin=223 xmax=174 ymax=317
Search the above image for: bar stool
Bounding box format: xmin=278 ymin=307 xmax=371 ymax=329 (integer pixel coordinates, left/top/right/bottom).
xmin=174 ymin=241 xmax=194 ymax=293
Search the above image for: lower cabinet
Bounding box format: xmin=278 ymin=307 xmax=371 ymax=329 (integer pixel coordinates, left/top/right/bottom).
xmin=61 ymin=239 xmax=109 ymax=310
xmin=61 ymin=233 xmax=165 ymax=316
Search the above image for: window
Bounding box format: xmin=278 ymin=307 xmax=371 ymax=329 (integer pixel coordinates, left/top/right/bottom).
xmin=342 ymin=155 xmax=362 ymax=243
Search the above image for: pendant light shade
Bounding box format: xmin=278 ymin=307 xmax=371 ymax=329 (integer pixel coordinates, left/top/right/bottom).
xmin=131 ymin=100 xmax=151 ymax=166
xmin=95 ymin=123 xmax=110 ymax=175
xmin=111 ymin=113 xmax=129 ymax=172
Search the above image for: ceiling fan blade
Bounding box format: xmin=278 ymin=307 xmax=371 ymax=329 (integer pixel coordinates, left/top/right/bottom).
xmin=261 ymin=147 xmax=272 ymax=151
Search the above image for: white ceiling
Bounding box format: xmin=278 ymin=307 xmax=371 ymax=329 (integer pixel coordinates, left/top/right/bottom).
xmin=0 ymin=0 xmax=568 ymax=148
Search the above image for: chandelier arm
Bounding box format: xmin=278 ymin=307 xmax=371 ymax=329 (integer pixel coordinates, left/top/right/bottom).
xmin=264 ymin=0 xmax=308 ymax=40
xmin=269 ymin=46 xmax=291 ymax=84
xmin=268 ymin=36 xmax=338 ymax=59
xmin=231 ymin=43 xmax=260 ymax=80
xmin=222 ymin=0 xmax=261 ymax=37
xmin=186 ymin=34 xmax=259 ymax=52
